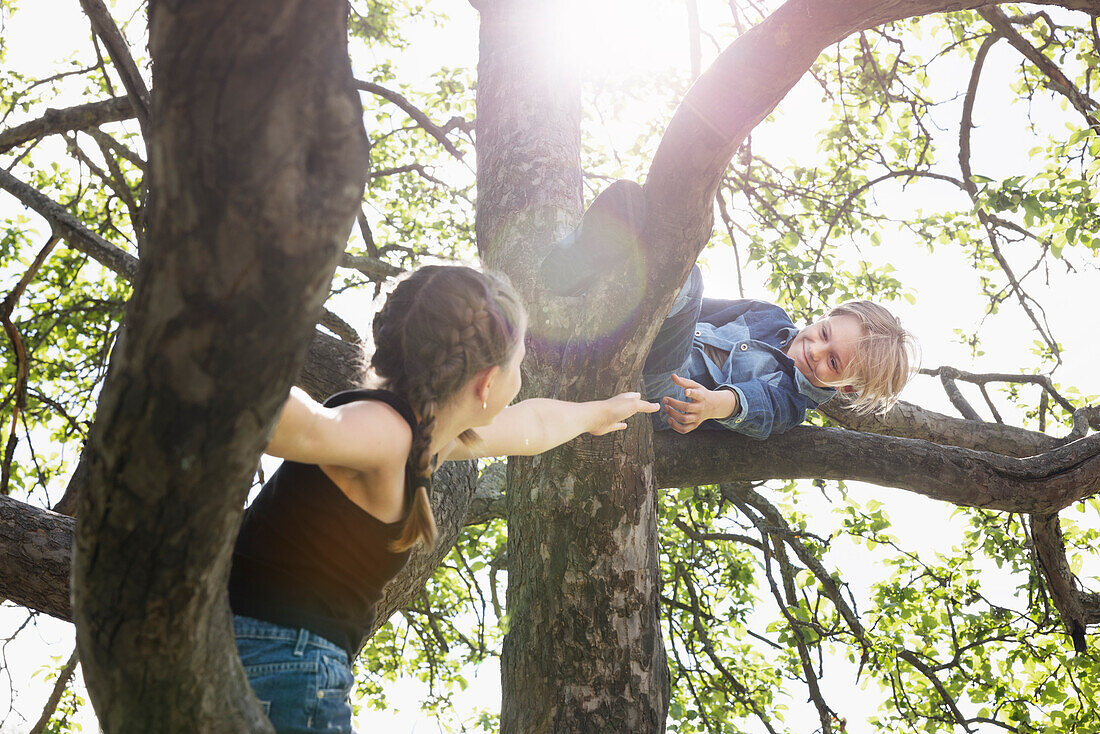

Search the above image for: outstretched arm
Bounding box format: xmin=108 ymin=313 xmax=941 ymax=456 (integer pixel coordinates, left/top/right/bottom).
xmin=441 ymin=393 xmax=659 ymax=462
xmin=264 ymin=387 xmax=412 ymax=471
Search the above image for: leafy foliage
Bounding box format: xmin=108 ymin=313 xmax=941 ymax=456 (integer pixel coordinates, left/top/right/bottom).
xmin=0 ymin=0 xmax=1098 ymax=732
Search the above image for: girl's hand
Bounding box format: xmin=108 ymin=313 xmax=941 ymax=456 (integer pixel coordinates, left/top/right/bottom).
xmin=661 ymin=374 xmax=739 ymax=434
xmin=589 ymin=392 xmax=660 ymax=436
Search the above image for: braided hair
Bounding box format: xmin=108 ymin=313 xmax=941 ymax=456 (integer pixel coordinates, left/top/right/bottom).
xmin=370 ymin=265 xmax=525 ymax=551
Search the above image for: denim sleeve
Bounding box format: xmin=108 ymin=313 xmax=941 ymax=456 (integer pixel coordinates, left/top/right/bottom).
xmin=713 ymin=379 xmax=807 ymax=439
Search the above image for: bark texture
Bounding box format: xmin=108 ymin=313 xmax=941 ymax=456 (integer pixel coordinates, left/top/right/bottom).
xmin=476 ymin=1 xmax=669 ymax=730
xmin=2 ymin=0 xmax=1100 ymax=728
xmin=653 ymin=428 xmax=1100 ymax=514
xmin=0 ymin=496 xmax=73 ymax=619
xmin=9 ymin=404 xmax=1100 ymax=623
xmin=70 ymin=1 xmax=369 ymax=732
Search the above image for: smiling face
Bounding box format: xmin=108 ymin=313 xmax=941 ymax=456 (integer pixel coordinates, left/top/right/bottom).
xmin=784 ymin=313 xmax=865 ymax=389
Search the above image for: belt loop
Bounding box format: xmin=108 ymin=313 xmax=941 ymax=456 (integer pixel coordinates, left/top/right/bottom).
xmin=294 ymin=627 xmax=309 ymax=657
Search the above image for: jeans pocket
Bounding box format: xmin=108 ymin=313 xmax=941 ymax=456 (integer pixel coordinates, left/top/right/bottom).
xmin=242 ymin=659 xmax=319 ymax=732
xmin=315 ymin=654 xmax=354 ymax=732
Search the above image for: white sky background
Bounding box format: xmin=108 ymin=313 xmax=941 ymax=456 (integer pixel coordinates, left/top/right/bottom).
xmin=1 ymin=1 xmax=1098 ymax=732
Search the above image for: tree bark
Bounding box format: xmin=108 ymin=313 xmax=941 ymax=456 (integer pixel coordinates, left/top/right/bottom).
xmin=70 ymin=0 xmax=368 ymax=731
xmin=653 ymin=427 xmax=1100 ymax=514
xmin=3 ymin=1 xmax=1100 ymax=729
xmin=476 ymin=1 xmax=669 ymax=731
xmin=0 ymin=495 xmax=73 ymax=619
xmin=8 ymin=414 xmax=1100 ymax=623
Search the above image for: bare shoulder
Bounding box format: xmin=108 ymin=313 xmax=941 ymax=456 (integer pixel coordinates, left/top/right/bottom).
xmin=327 ymin=398 xmax=414 ymax=470
xmin=335 ymin=398 xmax=413 ymax=439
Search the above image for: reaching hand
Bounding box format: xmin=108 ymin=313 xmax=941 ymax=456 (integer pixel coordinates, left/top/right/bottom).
xmin=661 ymin=373 xmax=739 ymax=434
xmin=589 ymin=392 xmax=660 ymax=436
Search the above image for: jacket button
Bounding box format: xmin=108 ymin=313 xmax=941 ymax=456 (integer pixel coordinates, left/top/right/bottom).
xmin=739 ymin=343 xmax=748 ymax=351
xmin=317 ymin=690 xmax=325 ymax=699
xmin=694 ymin=331 xmax=701 ymax=337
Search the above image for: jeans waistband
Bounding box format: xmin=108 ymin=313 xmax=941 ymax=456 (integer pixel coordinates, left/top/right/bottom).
xmin=232 ymin=615 xmax=348 ymax=660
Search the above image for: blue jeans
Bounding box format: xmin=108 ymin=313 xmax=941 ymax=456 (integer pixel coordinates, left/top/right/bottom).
xmin=643 ymin=264 xmax=703 ymax=429
xmin=234 ymin=615 xmax=355 ymax=734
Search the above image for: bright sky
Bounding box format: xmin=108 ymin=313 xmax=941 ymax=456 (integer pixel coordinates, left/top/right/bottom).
xmin=1 ymin=1 xmax=1098 ymax=733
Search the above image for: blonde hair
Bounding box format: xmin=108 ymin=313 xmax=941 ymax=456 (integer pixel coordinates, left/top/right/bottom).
xmin=370 ymin=265 xmax=525 ymax=551
xmin=826 ymin=300 xmax=919 ymax=415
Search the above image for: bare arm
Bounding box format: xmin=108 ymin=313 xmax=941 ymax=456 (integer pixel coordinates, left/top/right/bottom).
xmin=440 ymin=392 xmax=658 ymax=462
xmin=265 ymin=387 xmax=412 ymax=471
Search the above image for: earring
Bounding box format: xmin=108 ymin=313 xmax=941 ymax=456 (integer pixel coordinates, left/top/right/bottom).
xmin=482 ymin=400 xmax=487 ymax=410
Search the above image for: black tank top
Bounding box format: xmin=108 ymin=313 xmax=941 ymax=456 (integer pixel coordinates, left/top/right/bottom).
xmin=229 ymin=389 xmax=416 ymax=658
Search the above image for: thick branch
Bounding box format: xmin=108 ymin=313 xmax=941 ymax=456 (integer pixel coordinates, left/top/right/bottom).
xmin=0 ymin=97 xmax=134 ymax=154
xmin=636 ymin=0 xmax=1100 ymax=388
xmin=818 ymin=398 xmax=1063 ymax=458
xmin=1030 ymin=513 xmax=1089 ymax=652
xmin=654 ymin=428 xmax=1100 ymax=514
xmin=5 ymin=406 xmax=1100 ymax=625
xmin=0 ymin=495 xmax=73 ymax=619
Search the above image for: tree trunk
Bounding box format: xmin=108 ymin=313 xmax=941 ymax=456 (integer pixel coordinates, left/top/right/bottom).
xmin=476 ymin=1 xmax=669 ymax=730
xmin=70 ymin=1 xmax=368 ymax=731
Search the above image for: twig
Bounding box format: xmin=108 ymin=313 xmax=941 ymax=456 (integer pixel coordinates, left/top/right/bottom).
xmin=368 ymin=163 xmax=446 ymax=185
xmin=978 ymin=7 xmax=1099 ymax=131
xmin=1 ymin=234 xmax=61 ymax=495
xmin=339 ymin=253 xmax=403 ymax=280
xmin=84 ymin=128 xmax=145 ymax=170
xmin=355 ymin=80 xmax=466 ymax=161
xmin=356 ymin=209 xmax=379 ymax=258
xmin=937 ymin=368 xmax=982 ymax=421
xmin=28 ymin=647 xmax=78 ymax=734
xmin=64 ymin=132 xmax=140 ymax=226
xmin=896 ymin=650 xmax=975 ymax=732
xmin=921 ymin=366 xmax=1078 ymax=417
xmin=714 ymin=186 xmax=745 ymax=298
xmin=958 ymin=33 xmax=1061 ymax=362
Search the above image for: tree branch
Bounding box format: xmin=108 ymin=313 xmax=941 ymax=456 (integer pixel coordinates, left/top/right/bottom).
xmin=0 ymin=97 xmax=134 ymax=155
xmin=1030 ymin=513 xmax=1090 ymax=652
xmin=959 ymin=30 xmax=1062 ymax=362
xmin=339 ymin=252 xmax=404 ymax=279
xmin=77 ymin=0 xmax=150 ymax=137
xmin=818 ymin=397 xmax=1063 ymax=457
xmin=0 ymin=168 xmax=138 ymax=279
xmin=978 ymin=6 xmax=1100 ymax=130
xmin=355 ymin=79 xmax=466 ymax=160
xmin=654 ymin=427 xmax=1100 ymax=514
xmin=28 ymin=647 xmax=78 ymax=734
xmin=897 ymin=650 xmax=974 ymax=732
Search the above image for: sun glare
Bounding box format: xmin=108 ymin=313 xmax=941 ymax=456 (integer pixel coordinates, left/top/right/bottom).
xmin=527 ymin=0 xmax=693 ymax=82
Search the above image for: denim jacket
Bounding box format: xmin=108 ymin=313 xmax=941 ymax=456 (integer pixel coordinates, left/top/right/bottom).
xmin=647 ymin=298 xmax=836 ymax=439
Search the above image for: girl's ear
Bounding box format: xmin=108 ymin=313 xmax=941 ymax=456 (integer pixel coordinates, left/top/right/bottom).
xmin=472 ymin=365 xmax=500 ymax=404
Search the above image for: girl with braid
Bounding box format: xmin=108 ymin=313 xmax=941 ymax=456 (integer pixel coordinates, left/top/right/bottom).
xmin=229 ymin=264 xmax=657 ymax=733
